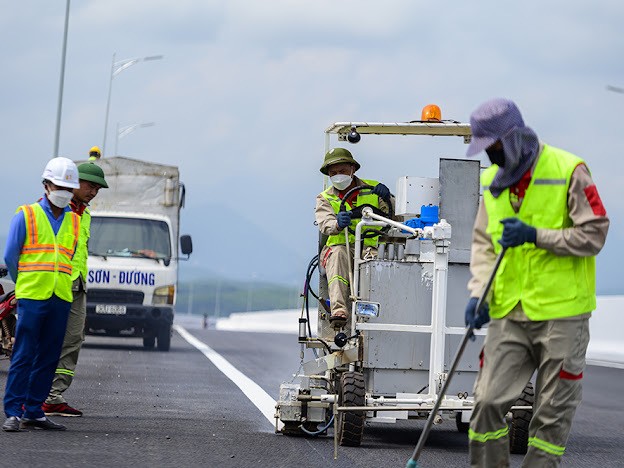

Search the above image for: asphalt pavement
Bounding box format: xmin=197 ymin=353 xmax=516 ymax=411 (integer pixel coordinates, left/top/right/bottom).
xmin=1 ymin=325 xmax=623 ymax=468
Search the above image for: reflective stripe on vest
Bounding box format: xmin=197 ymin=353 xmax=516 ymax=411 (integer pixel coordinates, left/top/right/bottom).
xmin=321 ymin=178 xmax=382 ymax=248
xmin=15 ymin=203 xmax=80 ymax=302
xmin=482 ymin=145 xmax=596 ymax=320
xmin=71 ymin=208 xmax=91 ymax=281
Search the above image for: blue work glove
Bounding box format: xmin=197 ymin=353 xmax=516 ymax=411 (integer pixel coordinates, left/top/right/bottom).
xmin=465 ymin=297 xmax=490 ymax=330
xmin=499 ymin=217 xmax=537 ymax=248
xmin=372 ymin=183 xmax=391 ymax=200
xmin=337 ymin=211 xmax=352 ymax=229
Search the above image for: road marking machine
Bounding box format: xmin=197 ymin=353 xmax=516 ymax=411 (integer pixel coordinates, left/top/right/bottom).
xmin=275 ymin=107 xmax=533 ymax=458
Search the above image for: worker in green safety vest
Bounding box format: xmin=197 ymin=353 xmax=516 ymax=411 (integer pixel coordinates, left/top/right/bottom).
xmin=315 ymin=147 xmax=393 ymax=329
xmin=464 ymin=98 xmax=610 ymax=467
xmin=2 ymin=157 xmax=81 ymax=432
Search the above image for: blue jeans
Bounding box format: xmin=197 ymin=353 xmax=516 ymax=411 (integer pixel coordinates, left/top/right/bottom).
xmin=3 ymin=295 xmax=71 ymax=419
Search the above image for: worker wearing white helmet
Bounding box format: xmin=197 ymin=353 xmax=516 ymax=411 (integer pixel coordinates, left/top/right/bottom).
xmin=2 ymin=157 xmax=81 ymax=432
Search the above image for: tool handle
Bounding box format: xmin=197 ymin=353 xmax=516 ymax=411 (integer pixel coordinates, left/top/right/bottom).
xmin=407 ymin=247 xmax=507 ymax=466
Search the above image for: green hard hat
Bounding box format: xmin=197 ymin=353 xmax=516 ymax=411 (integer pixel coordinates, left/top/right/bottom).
xmin=320 ymin=148 xmax=360 ymax=175
xmin=77 ymin=162 xmax=108 ymax=188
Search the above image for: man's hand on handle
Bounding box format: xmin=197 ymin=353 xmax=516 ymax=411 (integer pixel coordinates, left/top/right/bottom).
xmin=337 ymin=211 xmax=352 ymax=229
xmin=465 ymin=296 xmax=490 ymax=330
xmin=372 ymin=183 xmax=391 ymax=200
xmin=499 ymin=217 xmax=536 ymax=248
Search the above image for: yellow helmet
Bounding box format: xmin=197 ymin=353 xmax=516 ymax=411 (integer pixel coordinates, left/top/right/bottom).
xmin=89 ymin=146 xmax=101 ymax=159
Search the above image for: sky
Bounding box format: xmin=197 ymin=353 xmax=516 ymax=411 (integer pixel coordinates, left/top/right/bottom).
xmin=1 ymin=1 xmax=623 ymax=293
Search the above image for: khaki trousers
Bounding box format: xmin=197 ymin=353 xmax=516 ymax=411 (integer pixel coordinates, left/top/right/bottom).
xmin=320 ymin=244 xmax=353 ymax=317
xmin=46 ymin=280 xmax=86 ymax=405
xmin=469 ymin=316 xmax=590 ymax=468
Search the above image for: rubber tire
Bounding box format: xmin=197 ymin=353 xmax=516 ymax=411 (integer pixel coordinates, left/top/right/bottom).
xmin=456 ymin=412 xmax=469 ymax=433
xmin=157 ymin=323 xmax=171 ymax=351
xmin=509 ymin=381 xmax=534 ymax=454
xmin=337 ymin=371 xmax=365 ymax=447
xmin=143 ymin=335 xmax=155 ymax=349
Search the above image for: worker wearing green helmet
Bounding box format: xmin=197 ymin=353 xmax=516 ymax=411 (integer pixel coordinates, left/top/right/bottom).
xmin=315 ymin=148 xmax=393 ymax=329
xmin=43 ymin=162 xmax=108 ymax=418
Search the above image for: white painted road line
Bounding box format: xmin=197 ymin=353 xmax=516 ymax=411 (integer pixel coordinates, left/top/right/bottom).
xmin=174 ymin=325 xmax=284 ymax=431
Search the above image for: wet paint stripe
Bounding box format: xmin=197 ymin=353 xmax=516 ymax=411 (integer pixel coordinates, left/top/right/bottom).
xmin=174 ymin=324 xmax=283 ymax=431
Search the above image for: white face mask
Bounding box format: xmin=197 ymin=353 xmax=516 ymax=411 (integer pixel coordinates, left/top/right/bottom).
xmin=47 ymin=189 xmax=74 ymax=208
xmin=330 ymin=174 xmax=352 ymax=191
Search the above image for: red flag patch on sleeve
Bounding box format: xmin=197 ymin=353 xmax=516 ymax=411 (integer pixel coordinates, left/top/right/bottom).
xmin=583 ymin=185 xmax=607 ymax=216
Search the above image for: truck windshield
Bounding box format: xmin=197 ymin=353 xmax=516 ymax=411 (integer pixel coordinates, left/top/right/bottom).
xmin=89 ymin=217 xmax=171 ymax=260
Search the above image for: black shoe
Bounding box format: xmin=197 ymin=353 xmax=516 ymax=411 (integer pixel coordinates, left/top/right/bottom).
xmin=2 ymin=416 xmax=22 ymax=432
xmin=20 ymin=417 xmax=66 ymax=431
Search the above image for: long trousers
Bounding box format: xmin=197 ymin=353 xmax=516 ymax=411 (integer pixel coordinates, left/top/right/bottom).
xmin=46 ymin=285 xmax=86 ymax=405
xmin=3 ymin=294 xmax=71 ymax=419
xmin=469 ymin=317 xmax=590 ymax=468
xmin=320 ymin=244 xmax=353 ymax=318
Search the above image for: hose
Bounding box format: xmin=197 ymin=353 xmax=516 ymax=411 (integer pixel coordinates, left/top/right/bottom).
xmin=299 ymin=415 xmax=334 ymax=436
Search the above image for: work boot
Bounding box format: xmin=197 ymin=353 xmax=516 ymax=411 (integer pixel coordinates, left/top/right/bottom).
xmin=42 ymin=402 xmax=83 ymax=417
xmin=20 ymin=417 xmax=66 ymax=431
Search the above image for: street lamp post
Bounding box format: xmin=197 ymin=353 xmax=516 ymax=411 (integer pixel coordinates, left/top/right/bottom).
xmin=115 ymin=121 xmax=155 ymax=155
xmin=102 ymin=53 xmax=163 ymax=156
xmin=53 ymin=0 xmax=71 ymax=158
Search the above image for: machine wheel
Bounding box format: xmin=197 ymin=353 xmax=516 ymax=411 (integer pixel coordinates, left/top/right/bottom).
xmin=143 ymin=335 xmax=155 ymax=349
xmin=337 ymin=371 xmax=365 ymax=447
xmin=157 ymin=324 xmax=171 ymax=351
xmin=456 ymin=412 xmax=469 ymax=433
xmin=509 ymin=381 xmax=534 ymax=454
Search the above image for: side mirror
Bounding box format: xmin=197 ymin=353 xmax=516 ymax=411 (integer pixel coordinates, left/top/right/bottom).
xmin=180 ymin=235 xmax=193 ymax=256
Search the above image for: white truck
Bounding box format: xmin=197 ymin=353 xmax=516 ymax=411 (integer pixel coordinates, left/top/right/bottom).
xmin=80 ymin=157 xmax=192 ymax=351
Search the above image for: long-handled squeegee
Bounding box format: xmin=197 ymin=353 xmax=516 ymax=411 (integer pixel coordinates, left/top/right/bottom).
xmin=406 ymin=247 xmax=507 ymax=468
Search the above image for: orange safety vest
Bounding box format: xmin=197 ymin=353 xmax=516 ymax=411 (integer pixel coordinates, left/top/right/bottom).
xmin=15 ymin=203 xmax=80 ymax=302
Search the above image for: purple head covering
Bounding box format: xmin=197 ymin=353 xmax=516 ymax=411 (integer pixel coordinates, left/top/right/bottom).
xmin=466 ymin=98 xmax=540 ymax=198
xmin=466 ymin=98 xmax=524 ymax=157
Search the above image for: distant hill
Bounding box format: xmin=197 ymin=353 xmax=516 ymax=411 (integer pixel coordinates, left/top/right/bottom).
xmin=176 ymin=278 xmax=301 ymax=317
xmin=178 ymin=201 xmax=315 ymax=286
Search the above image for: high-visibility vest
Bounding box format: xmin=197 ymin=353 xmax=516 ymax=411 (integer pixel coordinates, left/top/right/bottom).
xmin=482 ymin=145 xmax=596 ymax=320
xmin=321 ymin=178 xmax=382 ymax=248
xmin=71 ymin=208 xmax=91 ymax=282
xmin=15 ymin=203 xmax=80 ymax=302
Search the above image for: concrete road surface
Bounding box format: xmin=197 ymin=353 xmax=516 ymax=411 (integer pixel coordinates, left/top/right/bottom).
xmin=1 ymin=326 xmax=623 ymax=467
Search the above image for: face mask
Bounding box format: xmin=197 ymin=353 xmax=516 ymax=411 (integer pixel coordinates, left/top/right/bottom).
xmin=330 ymin=174 xmax=352 ymax=191
xmin=47 ymin=189 xmax=74 ymax=208
xmin=486 ymin=148 xmax=506 ymax=167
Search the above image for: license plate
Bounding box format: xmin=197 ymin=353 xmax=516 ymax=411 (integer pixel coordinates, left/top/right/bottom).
xmin=95 ymin=304 xmax=127 ymax=315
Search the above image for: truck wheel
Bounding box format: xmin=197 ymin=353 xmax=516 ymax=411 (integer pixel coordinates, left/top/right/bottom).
xmin=456 ymin=412 xmax=469 ymax=433
xmin=157 ymin=324 xmax=171 ymax=351
xmin=509 ymin=381 xmax=534 ymax=454
xmin=337 ymin=371 xmax=365 ymax=447
xmin=143 ymin=335 xmax=155 ymax=349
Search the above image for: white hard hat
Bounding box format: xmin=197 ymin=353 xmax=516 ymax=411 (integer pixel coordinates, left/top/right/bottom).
xmin=41 ymin=157 xmax=80 ymax=189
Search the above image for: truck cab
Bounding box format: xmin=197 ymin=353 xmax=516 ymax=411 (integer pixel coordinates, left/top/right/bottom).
xmin=80 ymin=157 xmax=192 ymax=351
